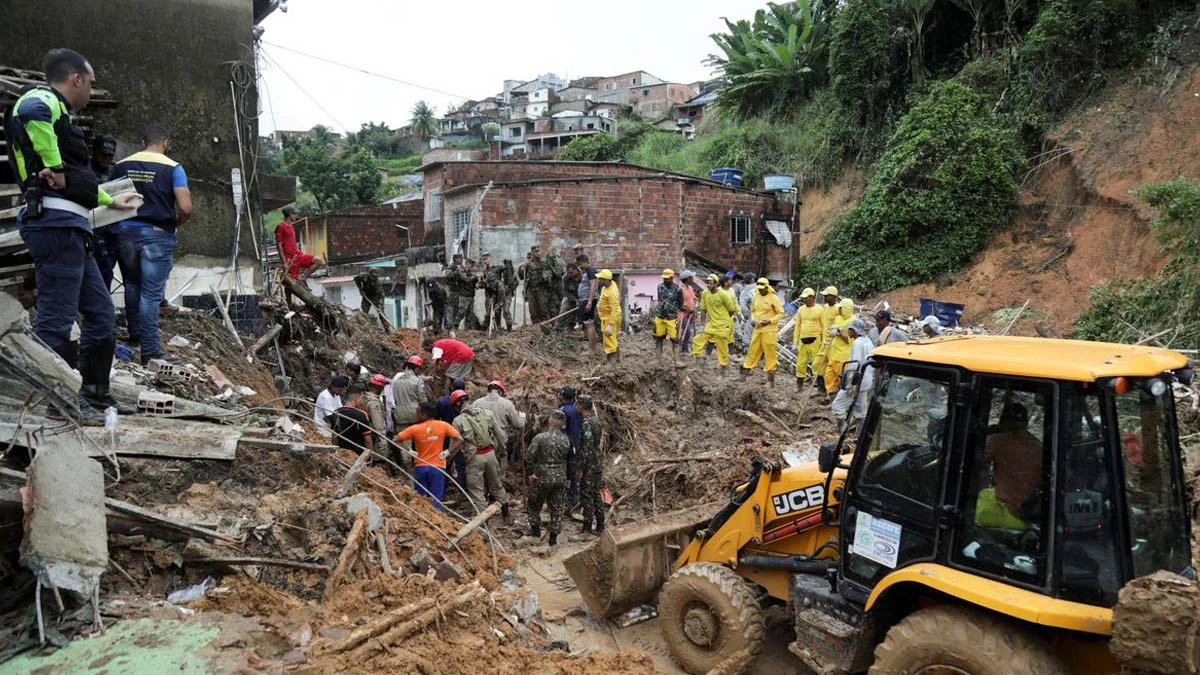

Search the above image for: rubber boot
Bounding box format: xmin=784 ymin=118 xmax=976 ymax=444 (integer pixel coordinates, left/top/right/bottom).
xmin=548 ymin=532 xmax=558 ymax=546
xmin=796 ymin=377 xmax=804 ymax=393
xmin=580 ymin=522 xmax=593 ymax=535
xmin=530 ymin=523 xmax=542 ymax=538
xmin=767 ymin=372 xmax=775 ymax=387
xmin=594 ymin=511 xmax=605 ymax=534
xmin=605 ymin=353 xmax=615 ymax=364
xmin=671 ymin=347 xmax=681 ymax=368
xmin=501 ymin=503 xmax=511 ymax=522
xmin=814 ymin=376 xmax=825 ymax=392
xmin=81 ymin=341 xmax=136 ymax=415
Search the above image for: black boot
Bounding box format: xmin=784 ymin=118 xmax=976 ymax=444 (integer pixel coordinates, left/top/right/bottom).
xmin=501 ymin=503 xmax=510 ymax=521
xmin=548 ymin=532 xmax=558 ymax=546
xmin=81 ymin=341 xmax=136 ymax=415
xmin=47 ymin=393 xmax=106 ymax=426
xmin=594 ymin=512 xmax=605 ymax=534
xmin=580 ymin=522 xmax=593 ymax=535
xmin=530 ymin=523 xmax=542 ymax=538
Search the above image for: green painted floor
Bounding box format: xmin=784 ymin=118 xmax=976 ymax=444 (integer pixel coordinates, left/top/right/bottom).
xmin=1 ymin=618 xmax=222 ymax=675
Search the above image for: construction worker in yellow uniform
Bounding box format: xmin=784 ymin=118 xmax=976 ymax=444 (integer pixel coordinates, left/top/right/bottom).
xmin=823 ymin=297 xmax=856 ymax=399
xmin=596 ymin=269 xmax=622 ymax=363
xmin=793 ymin=287 xmax=826 ymax=392
xmin=813 ymin=285 xmax=841 ymax=392
xmin=741 ymin=277 xmax=786 ymax=386
xmin=692 ymin=273 xmax=740 ymax=371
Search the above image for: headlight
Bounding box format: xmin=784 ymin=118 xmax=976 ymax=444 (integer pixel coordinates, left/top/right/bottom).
xmin=1149 ymin=379 xmax=1168 ymax=397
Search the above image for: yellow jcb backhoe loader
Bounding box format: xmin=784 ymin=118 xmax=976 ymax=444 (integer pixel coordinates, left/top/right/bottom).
xmin=565 ymin=335 xmax=1195 ymax=674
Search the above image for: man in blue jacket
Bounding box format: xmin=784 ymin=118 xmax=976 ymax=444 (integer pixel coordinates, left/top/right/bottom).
xmin=111 ymin=124 xmax=192 ymax=364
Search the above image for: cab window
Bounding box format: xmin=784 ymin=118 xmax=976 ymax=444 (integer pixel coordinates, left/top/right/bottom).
xmin=954 ymin=379 xmax=1053 ymax=588
xmin=857 ymin=372 xmax=951 ymax=510
xmin=1116 ymin=385 xmax=1189 ymax=578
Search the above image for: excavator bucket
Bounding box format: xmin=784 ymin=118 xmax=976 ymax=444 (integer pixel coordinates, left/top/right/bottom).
xmin=564 ymin=506 xmax=711 ymax=619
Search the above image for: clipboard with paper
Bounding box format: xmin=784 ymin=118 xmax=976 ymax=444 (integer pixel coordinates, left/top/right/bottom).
xmin=88 ymin=177 xmax=144 ymax=229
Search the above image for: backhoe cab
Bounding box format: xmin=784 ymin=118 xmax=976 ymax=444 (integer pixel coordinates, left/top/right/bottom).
xmin=565 ymin=336 xmax=1195 ymax=675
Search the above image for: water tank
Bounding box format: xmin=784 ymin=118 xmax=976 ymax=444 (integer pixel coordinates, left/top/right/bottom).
xmin=710 ymin=168 xmax=744 ymax=187
xmin=764 ymin=175 xmax=795 ymax=191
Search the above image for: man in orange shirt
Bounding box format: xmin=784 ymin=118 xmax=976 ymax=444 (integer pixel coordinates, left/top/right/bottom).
xmin=395 ymin=402 xmax=463 ymax=510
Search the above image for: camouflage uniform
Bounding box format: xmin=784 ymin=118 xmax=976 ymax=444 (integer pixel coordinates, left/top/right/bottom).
xmin=577 ymin=416 xmax=604 ymax=531
xmin=502 ymin=261 xmax=518 ymax=329
xmin=445 ymin=263 xmax=478 ymax=330
xmin=354 ymin=269 xmax=385 ymax=315
xmin=482 ymin=263 xmax=508 ymax=331
xmin=525 ymin=428 xmax=571 ymax=535
xmin=522 ymin=256 xmax=552 ymax=323
xmin=364 ymin=391 xmax=391 ymax=456
xmin=545 ymin=252 xmax=567 ymax=323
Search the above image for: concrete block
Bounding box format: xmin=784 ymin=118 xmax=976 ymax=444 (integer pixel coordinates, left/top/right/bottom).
xmin=21 ymin=444 xmax=108 ymax=597
xmin=137 ymin=391 xmax=175 ymax=415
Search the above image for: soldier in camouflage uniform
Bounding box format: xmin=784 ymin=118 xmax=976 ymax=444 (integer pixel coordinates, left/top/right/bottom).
xmin=576 ymin=397 xmax=604 ymax=534
xmin=522 ymin=245 xmax=552 ymax=323
xmin=526 ymin=409 xmax=572 ymax=546
xmin=502 ymin=260 xmax=518 ymax=329
xmin=481 ymin=252 xmax=508 ymax=331
xmin=444 ymin=253 xmax=478 ymax=330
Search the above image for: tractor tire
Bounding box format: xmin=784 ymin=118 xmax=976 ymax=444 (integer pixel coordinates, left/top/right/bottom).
xmin=657 ymin=562 xmax=765 ymax=675
xmin=869 ymin=605 xmax=1069 ymax=675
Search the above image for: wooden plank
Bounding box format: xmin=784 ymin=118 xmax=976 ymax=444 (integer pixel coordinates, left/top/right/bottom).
xmin=105 ymin=497 xmax=240 ymax=543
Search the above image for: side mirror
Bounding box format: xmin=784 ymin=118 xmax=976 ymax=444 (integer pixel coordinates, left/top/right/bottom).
xmin=818 ymin=443 xmax=839 ymax=474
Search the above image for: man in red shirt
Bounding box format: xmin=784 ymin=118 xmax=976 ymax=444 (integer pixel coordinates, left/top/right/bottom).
xmin=423 ymin=336 xmax=475 ymax=393
xmin=275 ymin=205 xmax=324 ymax=280
xmin=394 ymin=402 xmax=462 ymax=509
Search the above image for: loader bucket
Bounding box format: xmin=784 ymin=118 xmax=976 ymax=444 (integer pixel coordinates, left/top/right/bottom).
xmin=564 ymin=506 xmax=711 ymax=619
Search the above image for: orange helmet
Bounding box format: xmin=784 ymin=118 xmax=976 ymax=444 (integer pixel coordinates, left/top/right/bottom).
xmin=488 ymin=380 xmax=505 ymax=392
xmin=449 ymin=389 xmax=469 ymax=404
xmin=406 ymin=355 xmax=424 ymax=368
xmin=368 ymin=374 xmax=389 ymax=388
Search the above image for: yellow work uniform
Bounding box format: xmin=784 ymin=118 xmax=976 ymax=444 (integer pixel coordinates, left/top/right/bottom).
xmin=742 ymin=288 xmax=786 ymax=373
xmin=793 ymin=303 xmax=826 ymax=378
xmin=813 ymin=302 xmax=840 ymax=378
xmin=824 ymin=306 xmax=854 ymax=394
xmin=692 ymin=288 xmax=740 ymax=366
xmin=597 ymin=283 xmax=622 ymax=355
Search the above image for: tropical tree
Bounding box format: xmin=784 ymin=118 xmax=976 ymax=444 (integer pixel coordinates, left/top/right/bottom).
xmin=279 ymin=137 xmax=383 ymax=211
xmin=707 ymin=1 xmax=834 ymax=118
xmin=410 ymin=101 xmax=439 ymax=143
xmin=901 ymin=0 xmax=936 ymax=82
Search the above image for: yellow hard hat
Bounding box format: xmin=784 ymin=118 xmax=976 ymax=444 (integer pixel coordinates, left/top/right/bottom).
xmin=756 ymin=277 xmax=770 ymax=287
xmin=800 ymin=287 xmax=815 ymax=298
xmin=597 ymin=269 xmax=614 ymax=280
xmin=706 ymin=273 xmax=720 ymax=283
xmin=661 ymin=269 xmax=675 ymax=279
xmin=822 ymin=286 xmax=839 ymax=296
xmin=840 ymin=298 xmax=855 ymax=312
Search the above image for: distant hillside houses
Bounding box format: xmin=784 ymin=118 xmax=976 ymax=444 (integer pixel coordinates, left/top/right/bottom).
xmin=432 ymin=71 xmax=718 ymax=158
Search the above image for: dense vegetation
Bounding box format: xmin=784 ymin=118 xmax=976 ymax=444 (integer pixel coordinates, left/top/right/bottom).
xmin=1074 ymin=178 xmax=1200 ymax=346
xmin=563 ymin=0 xmax=1193 ymax=298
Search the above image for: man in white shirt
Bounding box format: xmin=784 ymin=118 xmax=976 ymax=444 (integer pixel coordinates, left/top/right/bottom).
xmin=314 ymin=375 xmax=349 ymax=438
xmin=831 ymin=320 xmax=875 ymax=431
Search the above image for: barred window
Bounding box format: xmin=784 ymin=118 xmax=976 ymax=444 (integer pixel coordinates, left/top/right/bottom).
xmin=731 ymin=216 xmax=752 ymax=244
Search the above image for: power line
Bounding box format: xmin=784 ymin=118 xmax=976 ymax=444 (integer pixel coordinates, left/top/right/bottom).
xmin=262 ymin=41 xmax=472 ymax=101
xmin=260 ymin=49 xmax=351 ymax=133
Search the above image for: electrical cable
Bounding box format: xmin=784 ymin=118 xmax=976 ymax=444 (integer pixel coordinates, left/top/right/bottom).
xmin=262 ymin=41 xmax=471 ymax=101
xmin=259 ymin=49 xmax=351 ymax=132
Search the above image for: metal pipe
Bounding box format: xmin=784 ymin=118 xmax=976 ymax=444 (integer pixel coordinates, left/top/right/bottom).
xmin=738 ymin=555 xmax=831 ymax=574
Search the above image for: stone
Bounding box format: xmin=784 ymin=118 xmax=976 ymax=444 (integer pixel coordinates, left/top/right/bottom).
xmin=434 ymin=559 xmax=464 ymax=582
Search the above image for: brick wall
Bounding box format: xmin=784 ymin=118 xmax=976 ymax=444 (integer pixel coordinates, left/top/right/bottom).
xmin=317 ymin=201 xmax=423 ymax=264
xmin=473 ymin=176 xmax=792 ymax=276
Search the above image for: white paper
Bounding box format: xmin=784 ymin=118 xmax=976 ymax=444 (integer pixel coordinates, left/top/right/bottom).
xmin=853 ymin=511 xmax=902 ymax=569
xmin=89 ymin=177 xmax=144 ymax=229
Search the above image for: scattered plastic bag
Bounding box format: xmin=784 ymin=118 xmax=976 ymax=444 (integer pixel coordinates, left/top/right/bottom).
xmin=168 ymin=335 xmax=191 ymax=348
xmin=167 ymin=576 xmax=216 ymax=604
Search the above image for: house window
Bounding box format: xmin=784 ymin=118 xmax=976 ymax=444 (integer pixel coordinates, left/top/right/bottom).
xmin=630 ymin=78 xmax=636 ymax=84
xmin=509 ymin=127 xmax=522 ymax=137
xmin=326 ymin=285 xmax=342 ymax=305
xmin=586 ymin=123 xmax=595 ymax=130
xmin=643 ymin=89 xmax=650 ymax=96
xmin=730 ymin=216 xmax=752 ymax=244
xmin=425 ymin=190 xmax=441 ymax=222
xmin=452 ymin=209 xmax=471 ymax=238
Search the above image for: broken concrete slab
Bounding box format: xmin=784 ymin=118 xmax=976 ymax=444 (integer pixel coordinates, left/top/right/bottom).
xmin=0 ymin=414 xmax=241 ymax=460
xmin=21 ymin=444 xmax=108 ymax=598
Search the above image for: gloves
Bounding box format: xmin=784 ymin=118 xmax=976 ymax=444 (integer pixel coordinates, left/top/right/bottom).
xmin=438 ymin=450 xmax=449 ymax=461
xmin=604 ymin=325 xmax=614 ymax=337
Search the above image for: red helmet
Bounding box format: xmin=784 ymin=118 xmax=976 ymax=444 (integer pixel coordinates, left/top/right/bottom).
xmin=450 ymin=389 xmax=469 ymax=404
xmin=406 ymin=355 xmax=424 ymax=368
xmin=368 ymin=374 xmax=389 ymax=388
xmin=488 ymin=380 xmax=505 ymax=392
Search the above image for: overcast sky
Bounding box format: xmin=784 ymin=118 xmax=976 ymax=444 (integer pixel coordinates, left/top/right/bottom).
xmin=257 ymin=0 xmax=766 ymax=134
